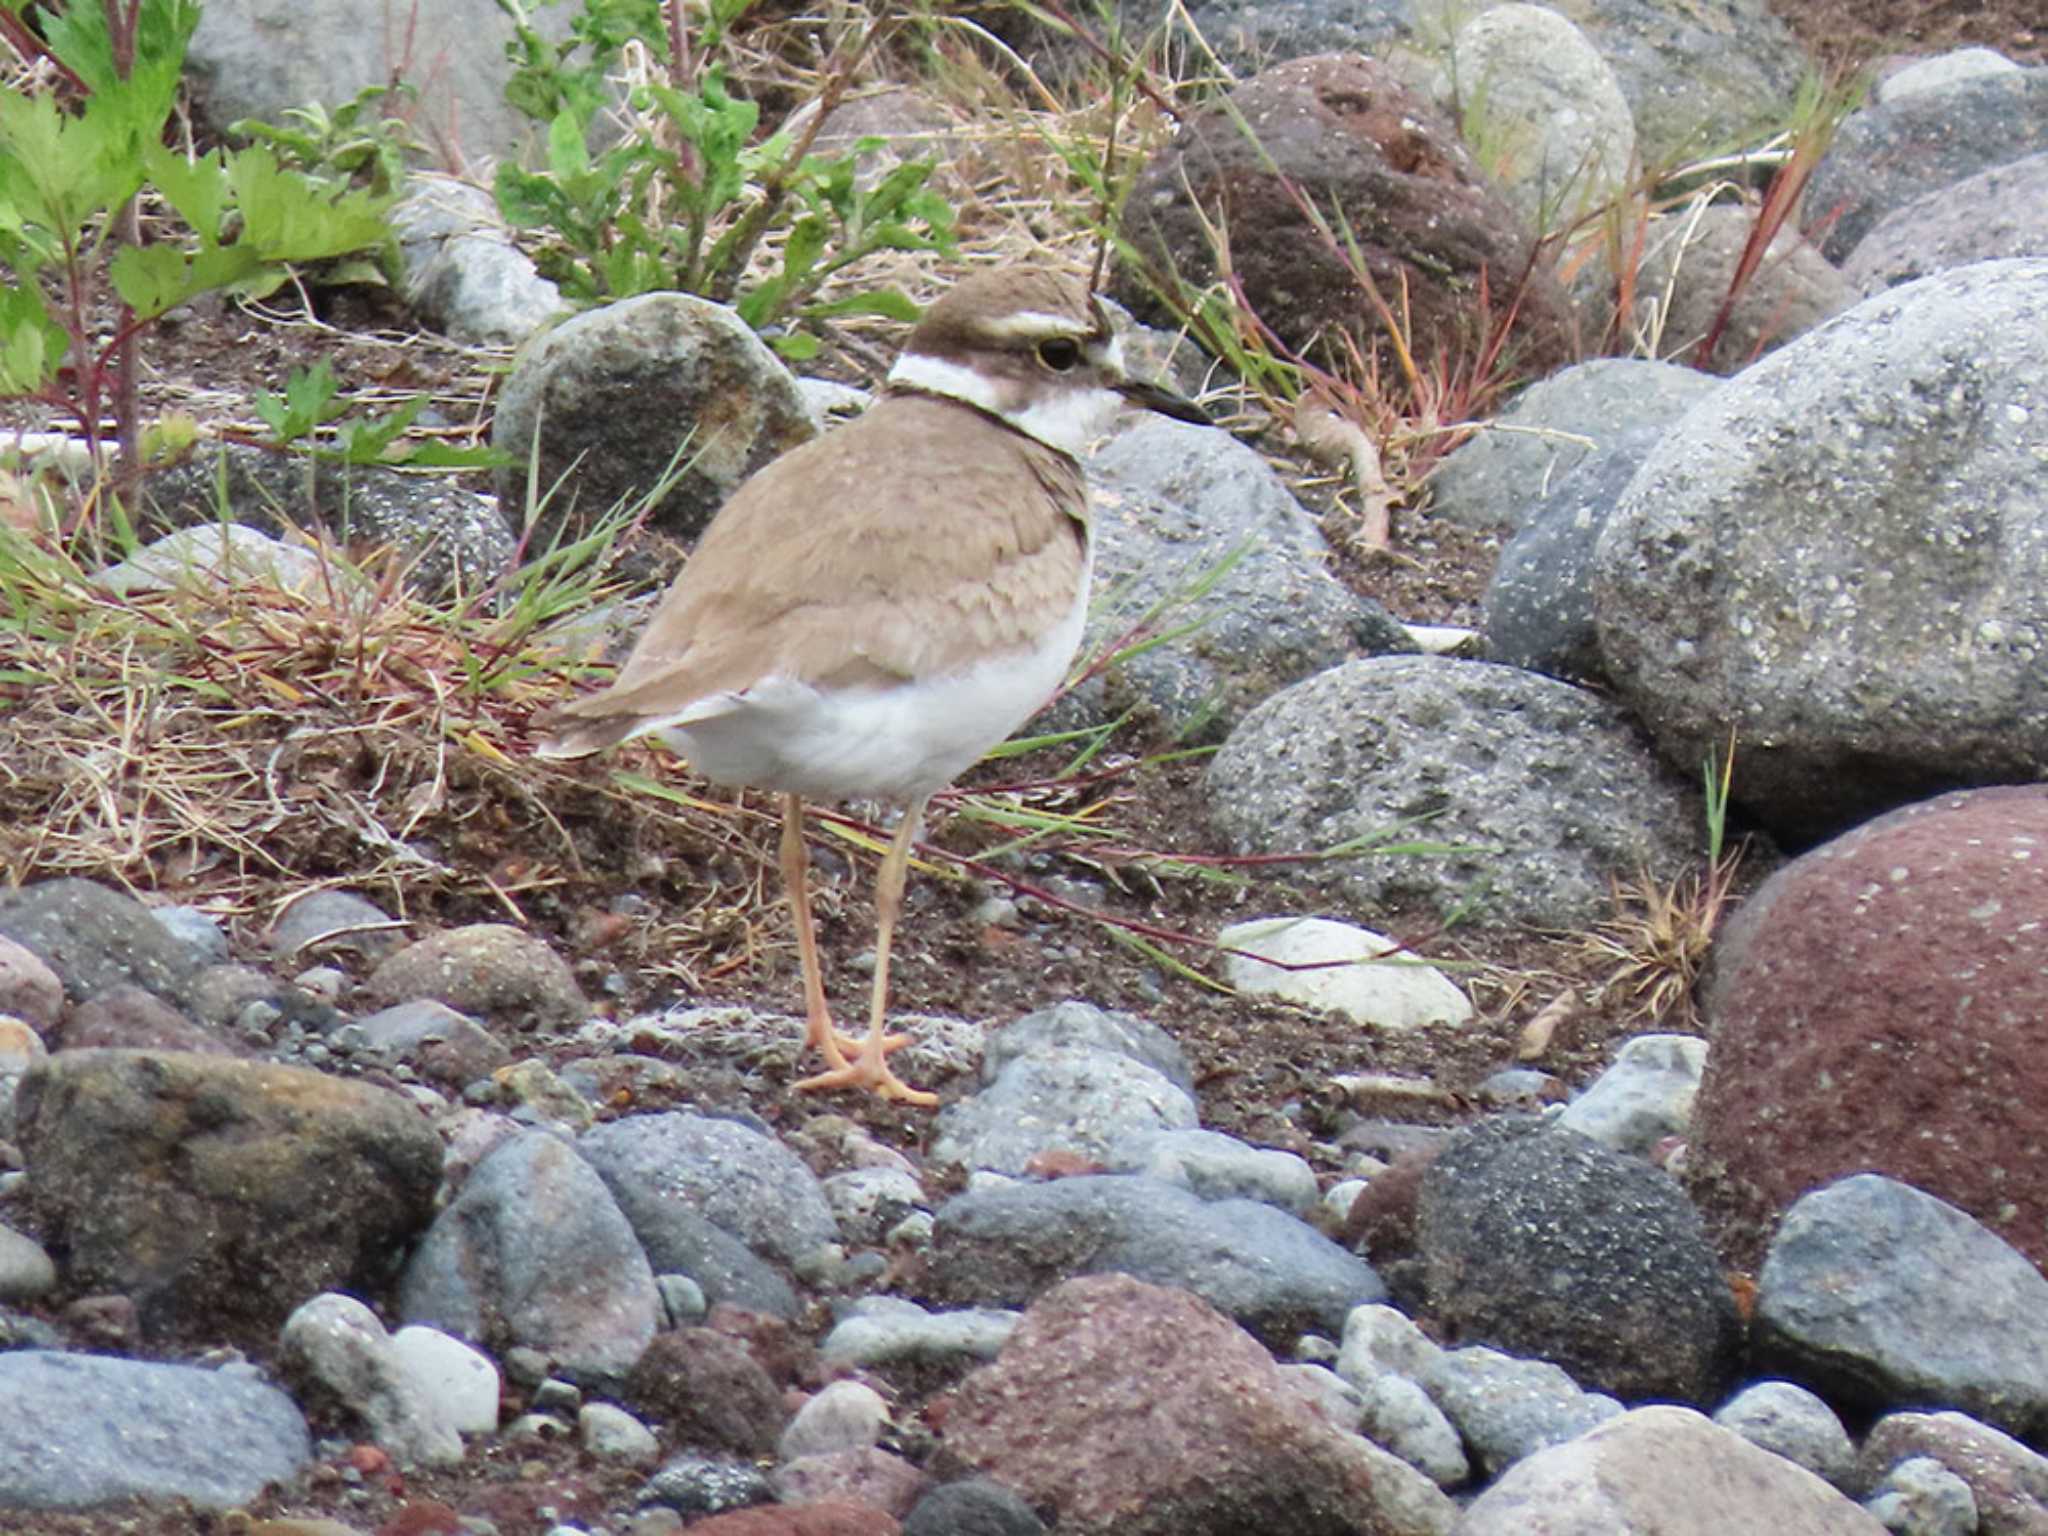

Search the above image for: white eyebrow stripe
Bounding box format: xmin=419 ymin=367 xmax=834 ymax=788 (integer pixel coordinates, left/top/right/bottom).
xmin=980 ymin=309 xmax=1097 ymax=339
xmin=886 ymin=351 xmax=1004 ymax=410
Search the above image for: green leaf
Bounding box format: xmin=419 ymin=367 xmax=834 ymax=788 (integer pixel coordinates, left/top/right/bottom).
xmin=111 ymin=240 xmax=262 ymax=320
xmin=0 ymin=282 xmax=65 ymax=393
xmin=866 ymin=158 xmax=940 ymax=219
xmin=249 ymin=389 xmax=292 ymax=437
xmin=43 ymin=0 xmax=198 ymax=125
xmin=768 ymin=330 xmax=819 ymax=362
xmin=108 ymin=241 xmax=192 ymax=318
xmin=333 ymin=394 xmax=426 ymax=463
xmin=546 ymin=108 xmax=592 ymax=180
xmin=253 ymin=359 xmax=347 ymax=443
xmin=226 ymin=145 xmax=394 ymax=262
xmin=800 ymin=287 xmax=921 ymax=323
xmin=0 ymin=87 xmax=144 ymax=233
xmin=142 ymin=141 xmax=233 ymax=248
xmin=388 ymin=440 xmax=514 ymax=470
xmin=494 ymin=162 xmax=567 ymax=229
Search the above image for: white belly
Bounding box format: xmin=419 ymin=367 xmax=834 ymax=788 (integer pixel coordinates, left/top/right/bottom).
xmin=655 ymin=574 xmax=1091 ymax=804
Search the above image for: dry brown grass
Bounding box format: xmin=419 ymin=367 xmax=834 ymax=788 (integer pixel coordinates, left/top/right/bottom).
xmin=1574 ymin=851 xmax=1743 ymax=1030
xmin=0 ymin=525 xmax=767 ymax=959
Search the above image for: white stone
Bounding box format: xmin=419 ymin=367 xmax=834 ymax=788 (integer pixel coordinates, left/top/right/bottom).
xmin=392 ymin=1324 xmax=501 ymax=1436
xmin=1864 ymin=1455 xmax=1977 ymax=1536
xmin=1713 ymin=1379 xmax=1855 ymax=1488
xmin=820 ymin=1303 xmax=1019 ymax=1370
xmin=1337 ymin=1304 xmax=1446 ymax=1388
xmin=1879 ymin=47 xmax=2021 ymax=102
xmin=1324 ymin=1178 xmax=1369 ymax=1225
xmin=0 ymin=1223 xmax=56 ymax=1302
xmin=822 ymin=1166 xmax=927 ymax=1244
xmin=779 ymin=1380 xmax=891 ymax=1460
xmin=579 ymin=1402 xmax=659 ymax=1465
xmin=1359 ymin=1371 xmax=1469 ymax=1488
xmin=1557 ymin=1033 xmax=1707 ymax=1155
xmin=1220 ymin=917 xmax=1473 ymax=1030
xmin=281 ymin=1295 xmax=464 ymax=1467
xmin=96 ymin=525 xmax=322 ymax=596
xmin=1460 ymin=1406 xmax=1887 ymax=1534
xmin=1106 ymin=1127 xmax=1320 ymax=1213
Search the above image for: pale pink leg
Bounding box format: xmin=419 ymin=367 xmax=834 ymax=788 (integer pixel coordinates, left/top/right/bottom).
xmin=797 ymin=797 xmax=937 ymax=1106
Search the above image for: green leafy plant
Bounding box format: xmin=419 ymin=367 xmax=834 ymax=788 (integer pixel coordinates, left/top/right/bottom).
xmin=0 ymin=0 xmax=399 ymax=488
xmin=229 ymin=81 xmax=424 ymax=198
xmin=250 ymin=361 xmax=508 ymax=470
xmin=491 ymin=0 xmax=955 ymax=357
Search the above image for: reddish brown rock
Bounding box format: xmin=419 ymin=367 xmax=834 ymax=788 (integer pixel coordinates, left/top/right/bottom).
xmin=625 ymin=1326 xmax=787 ymax=1455
xmin=1114 ymin=53 xmax=1575 ymax=373
xmin=706 ymin=1302 xmax=814 ymax=1387
xmin=772 ymin=1448 xmax=929 ymax=1519
xmin=1690 ymin=786 xmax=2048 ymax=1271
xmin=1339 ymin=1145 xmax=1434 ymax=1310
xmin=61 ymin=982 xmax=244 ymax=1054
xmin=0 ymin=936 xmax=62 ymax=1033
xmin=942 ymin=1274 xmax=1402 ymax=1536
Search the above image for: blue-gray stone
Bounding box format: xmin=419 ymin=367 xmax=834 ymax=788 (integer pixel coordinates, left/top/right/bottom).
xmin=929 ymin=1173 xmax=1384 ymax=1347
xmin=0 ymin=1351 xmax=309 ymax=1510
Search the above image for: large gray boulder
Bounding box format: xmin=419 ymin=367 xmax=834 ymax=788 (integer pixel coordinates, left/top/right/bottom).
xmin=1806 ymin=67 xmax=2048 ymax=262
xmin=1206 ymin=655 xmax=1700 ymax=926
xmin=490 ymin=292 xmax=813 ymax=561
xmin=186 ymin=0 xmax=575 ymax=170
xmin=1067 ymin=415 xmax=1414 ymax=743
xmin=1592 ymin=258 xmax=2048 ymax=845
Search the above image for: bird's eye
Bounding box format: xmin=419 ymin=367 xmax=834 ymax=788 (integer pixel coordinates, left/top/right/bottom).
xmin=1036 ymin=337 xmax=1083 ymax=372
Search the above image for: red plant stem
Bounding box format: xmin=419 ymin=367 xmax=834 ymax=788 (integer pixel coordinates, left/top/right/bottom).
xmin=58 ymin=233 xmax=106 ymax=479
xmin=103 ymin=0 xmax=137 ymax=75
xmin=797 ymin=802 xmax=1445 ymax=971
xmin=98 ymin=0 xmax=143 ymax=496
xmin=0 ymin=10 xmax=87 ymax=93
xmin=109 ymin=202 xmax=142 ymax=491
xmin=665 ymin=0 xmax=690 ymax=86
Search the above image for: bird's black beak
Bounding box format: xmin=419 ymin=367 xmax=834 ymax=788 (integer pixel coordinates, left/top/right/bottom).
xmin=1119 ymin=377 xmax=1213 ymax=426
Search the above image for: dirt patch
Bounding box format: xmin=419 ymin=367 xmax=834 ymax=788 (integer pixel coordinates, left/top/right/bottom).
xmin=1770 ymin=0 xmax=2042 ymax=66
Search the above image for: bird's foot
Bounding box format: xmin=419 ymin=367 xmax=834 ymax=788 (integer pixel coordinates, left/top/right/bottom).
xmin=803 ymin=1012 xmax=911 ymax=1066
xmin=797 ymin=1033 xmax=937 ymax=1106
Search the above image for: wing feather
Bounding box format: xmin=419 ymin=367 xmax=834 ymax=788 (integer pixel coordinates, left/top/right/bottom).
xmin=547 ymin=395 xmax=1088 ymax=741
